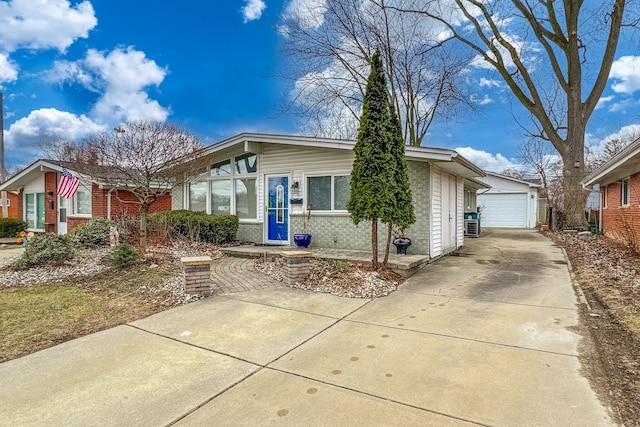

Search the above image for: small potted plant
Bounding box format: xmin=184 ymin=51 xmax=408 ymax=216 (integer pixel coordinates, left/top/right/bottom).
xmin=293 ymin=203 xmax=313 ymax=248
xmin=392 ymin=228 xmax=411 ymax=255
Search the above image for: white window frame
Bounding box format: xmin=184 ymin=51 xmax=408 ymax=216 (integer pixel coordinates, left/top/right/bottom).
xmin=305 ymin=173 xmax=351 ymax=213
xmin=603 ymin=185 xmax=608 ymax=209
xmin=187 ymin=153 xmax=259 ymax=222
xmin=24 ymin=192 xmax=45 ymax=231
xmin=621 ymin=177 xmax=630 ymax=208
xmin=69 ymin=189 xmax=92 ymax=217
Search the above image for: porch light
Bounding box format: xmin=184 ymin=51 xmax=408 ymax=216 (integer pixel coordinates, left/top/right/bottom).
xmin=291 ymin=181 xmax=300 ymax=195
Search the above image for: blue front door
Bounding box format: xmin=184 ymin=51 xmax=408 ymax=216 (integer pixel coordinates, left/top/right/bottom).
xmin=267 ymin=176 xmax=289 ymax=243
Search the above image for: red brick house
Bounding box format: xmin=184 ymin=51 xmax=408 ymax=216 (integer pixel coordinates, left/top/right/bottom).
xmin=583 ymin=137 xmax=640 ymax=247
xmin=0 ymin=159 xmax=171 ymax=234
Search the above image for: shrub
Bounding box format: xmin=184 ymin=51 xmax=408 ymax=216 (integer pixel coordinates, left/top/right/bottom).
xmin=108 ymin=243 xmax=139 ymax=268
xmin=149 ymin=210 xmax=238 ymax=244
xmin=12 ymin=233 xmax=76 ymax=269
xmin=0 ymin=218 xmax=28 ymax=238
xmin=69 ymin=218 xmax=118 ymax=248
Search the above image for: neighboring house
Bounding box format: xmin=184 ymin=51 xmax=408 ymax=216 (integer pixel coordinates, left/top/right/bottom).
xmin=0 ymin=159 xmax=171 ymax=234
xmin=476 ymin=172 xmax=540 ymax=228
xmin=0 ymin=191 xmax=20 ymax=219
xmin=174 ymin=133 xmax=486 ymax=258
xmin=582 ymin=137 xmax=640 ymax=243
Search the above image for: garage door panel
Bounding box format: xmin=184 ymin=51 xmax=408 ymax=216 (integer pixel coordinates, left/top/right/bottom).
xmin=478 ymin=193 xmax=527 ymax=228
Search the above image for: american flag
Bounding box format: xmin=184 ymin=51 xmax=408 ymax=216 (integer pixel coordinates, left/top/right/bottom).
xmin=56 ymin=168 xmax=80 ymax=199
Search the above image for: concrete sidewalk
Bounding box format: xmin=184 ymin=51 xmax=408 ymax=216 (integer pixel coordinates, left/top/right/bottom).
xmin=1 ymin=229 xmax=612 ymax=426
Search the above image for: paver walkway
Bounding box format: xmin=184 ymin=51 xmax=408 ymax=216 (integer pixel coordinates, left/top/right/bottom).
xmin=210 ymin=257 xmax=284 ymax=294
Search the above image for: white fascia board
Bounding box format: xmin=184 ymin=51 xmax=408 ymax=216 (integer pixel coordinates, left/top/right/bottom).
xmin=583 ymin=138 xmax=640 ymax=187
xmin=0 ymin=159 xmax=65 ymax=191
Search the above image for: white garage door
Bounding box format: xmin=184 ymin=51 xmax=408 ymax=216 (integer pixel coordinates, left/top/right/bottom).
xmin=478 ymin=193 xmax=528 ymax=228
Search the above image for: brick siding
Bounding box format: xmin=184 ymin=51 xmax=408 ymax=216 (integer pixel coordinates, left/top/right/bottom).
xmin=602 ymin=172 xmax=640 ymax=249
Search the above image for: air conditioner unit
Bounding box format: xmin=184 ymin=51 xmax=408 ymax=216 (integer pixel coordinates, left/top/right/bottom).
xmin=465 ymin=219 xmax=479 ymax=238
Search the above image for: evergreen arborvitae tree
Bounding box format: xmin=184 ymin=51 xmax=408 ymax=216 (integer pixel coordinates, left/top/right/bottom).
xmin=347 ymin=50 xmax=395 ymax=270
xmin=383 ymin=103 xmax=416 ymax=266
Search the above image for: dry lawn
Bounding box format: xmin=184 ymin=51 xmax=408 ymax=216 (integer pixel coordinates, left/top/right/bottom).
xmin=0 ymin=263 xmax=182 ymax=362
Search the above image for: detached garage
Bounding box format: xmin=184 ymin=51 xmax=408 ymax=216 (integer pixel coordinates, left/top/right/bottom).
xmin=476 ymin=172 xmax=539 ymax=229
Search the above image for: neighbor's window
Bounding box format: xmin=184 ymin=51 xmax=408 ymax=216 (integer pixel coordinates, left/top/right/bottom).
xmin=74 ymin=190 xmax=92 ymax=216
xmin=25 ymin=193 xmax=45 ymax=230
xmin=307 ymin=174 xmax=350 ymax=211
xmin=603 ymin=185 xmax=608 ymax=209
xmin=621 ymin=178 xmax=630 ymax=207
xmin=189 ymin=182 xmax=207 ymax=212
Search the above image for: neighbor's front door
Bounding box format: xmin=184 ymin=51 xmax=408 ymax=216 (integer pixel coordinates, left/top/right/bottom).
xmin=266 ymin=175 xmax=289 ymax=244
xmin=58 ymin=196 xmax=67 ymax=235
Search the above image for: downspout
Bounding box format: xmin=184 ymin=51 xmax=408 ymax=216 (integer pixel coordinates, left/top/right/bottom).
xmin=107 ymin=188 xmax=116 ymax=220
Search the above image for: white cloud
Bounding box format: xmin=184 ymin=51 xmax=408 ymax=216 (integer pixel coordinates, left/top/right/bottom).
xmin=610 ymin=56 xmax=640 ymax=94
xmin=479 ymin=78 xmax=500 ymax=88
xmin=0 ymin=53 xmax=18 ymax=85
xmin=0 ymin=0 xmax=96 ymax=53
xmin=595 ymin=95 xmax=614 ymax=110
xmin=242 ymin=0 xmax=266 ymax=23
xmin=471 ymin=94 xmax=493 ymax=105
xmin=5 ymin=108 xmax=105 ymax=151
xmin=455 ymin=146 xmax=519 ymax=172
xmin=48 ymin=47 xmax=170 ymax=123
xmin=283 ymin=0 xmax=327 ymax=30
xmin=589 ymin=124 xmax=640 ymax=157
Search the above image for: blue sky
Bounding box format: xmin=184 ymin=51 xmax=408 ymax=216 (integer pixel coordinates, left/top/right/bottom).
xmin=1 ymin=0 xmax=639 ymax=173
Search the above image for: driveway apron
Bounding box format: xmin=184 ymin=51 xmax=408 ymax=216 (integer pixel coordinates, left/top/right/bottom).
xmin=1 ymin=229 xmax=612 ymax=426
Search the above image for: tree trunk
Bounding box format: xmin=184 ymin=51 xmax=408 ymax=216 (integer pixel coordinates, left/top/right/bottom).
xmin=372 ymin=218 xmax=378 ymax=270
xmin=383 ymin=223 xmax=392 ymax=268
xmin=140 ymin=203 xmax=150 ymax=254
xmin=559 ymin=118 xmax=588 ymax=228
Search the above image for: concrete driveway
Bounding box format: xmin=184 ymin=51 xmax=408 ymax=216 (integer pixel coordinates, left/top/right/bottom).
xmin=1 ymin=229 xmax=612 ymax=426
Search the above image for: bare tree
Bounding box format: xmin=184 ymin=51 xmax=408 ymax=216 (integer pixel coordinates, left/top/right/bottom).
xmin=398 ymin=0 xmax=633 ymax=227
xmin=72 ymin=120 xmax=210 ymax=253
xmin=281 ymin=0 xmax=472 ymax=145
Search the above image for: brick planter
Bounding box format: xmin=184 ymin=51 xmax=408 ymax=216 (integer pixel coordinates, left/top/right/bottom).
xmin=280 ymin=251 xmax=311 ymax=285
xmin=181 ymin=256 xmax=212 ymax=297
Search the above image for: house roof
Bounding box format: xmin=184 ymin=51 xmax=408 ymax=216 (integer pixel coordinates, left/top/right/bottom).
xmin=0 ymin=159 xmax=73 ymax=191
xmin=479 ymin=171 xmax=541 ymax=188
xmin=582 ymin=136 xmax=640 ymax=188
xmin=195 ymin=132 xmax=486 ymax=178
xmin=464 ymin=177 xmax=491 ymax=191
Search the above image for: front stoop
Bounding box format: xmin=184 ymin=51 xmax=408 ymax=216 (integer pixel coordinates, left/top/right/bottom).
xmin=222 ymin=246 xmax=430 ymax=278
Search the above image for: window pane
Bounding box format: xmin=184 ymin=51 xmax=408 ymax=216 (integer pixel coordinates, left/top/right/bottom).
xmin=36 ymin=193 xmax=45 ymax=229
xmin=76 ymin=191 xmax=91 ymax=215
xmin=211 ymin=160 xmax=231 ymax=176
xmin=189 ymin=182 xmax=207 ymax=212
xmin=236 ymin=178 xmax=257 ymax=219
xmin=623 ymin=179 xmax=630 ymax=205
xmin=334 ymin=175 xmax=350 ymax=210
xmin=26 ymin=193 xmax=35 ymax=228
xmin=211 ymin=180 xmax=231 ymax=215
xmin=235 ymin=153 xmax=257 ymax=174
xmin=307 ymin=176 xmax=331 ymax=210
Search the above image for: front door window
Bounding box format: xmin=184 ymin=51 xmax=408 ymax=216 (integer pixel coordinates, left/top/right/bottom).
xmin=267 ymin=176 xmax=289 ymax=243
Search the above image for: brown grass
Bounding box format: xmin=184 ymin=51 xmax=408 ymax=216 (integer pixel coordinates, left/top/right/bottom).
xmin=0 ymin=263 xmax=181 ymax=363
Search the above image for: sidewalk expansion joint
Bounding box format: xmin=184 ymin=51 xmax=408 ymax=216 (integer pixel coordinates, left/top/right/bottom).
xmin=264 ymin=366 xmax=491 ymax=427
xmin=341 ymin=319 xmax=580 ymax=358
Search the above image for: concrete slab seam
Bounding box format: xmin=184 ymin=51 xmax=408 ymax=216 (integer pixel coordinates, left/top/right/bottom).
xmin=263 ymin=366 xmax=490 ymax=427
xmin=166 ymin=367 xmax=265 ymax=427
xmin=340 ymin=318 xmax=580 ymax=358
xmin=124 ymin=324 xmax=263 ymax=368
xmin=395 ymin=288 xmax=578 ymax=312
